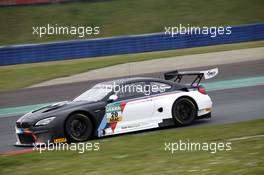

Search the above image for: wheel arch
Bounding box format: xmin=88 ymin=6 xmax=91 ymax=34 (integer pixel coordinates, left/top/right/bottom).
xmin=171 ymin=95 xmax=199 ymax=125
xmin=64 ymin=110 xmax=96 ymax=139
xmin=66 ymin=110 xmax=96 ymax=126
xmin=173 ymin=95 xmax=198 ymax=113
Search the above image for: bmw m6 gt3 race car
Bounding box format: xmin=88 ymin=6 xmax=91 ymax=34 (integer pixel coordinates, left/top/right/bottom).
xmin=15 ymin=68 xmax=218 ymax=146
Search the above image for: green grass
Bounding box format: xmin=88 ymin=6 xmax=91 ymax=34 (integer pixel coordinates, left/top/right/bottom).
xmin=1 ymin=119 xmax=263 ymax=175
xmin=0 ymin=40 xmax=264 ymax=92
xmin=0 ymin=0 xmax=263 ymax=45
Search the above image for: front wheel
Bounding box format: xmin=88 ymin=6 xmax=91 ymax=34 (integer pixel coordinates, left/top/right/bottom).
xmin=65 ymin=113 xmax=93 ymax=142
xmin=172 ymin=98 xmax=197 ymax=126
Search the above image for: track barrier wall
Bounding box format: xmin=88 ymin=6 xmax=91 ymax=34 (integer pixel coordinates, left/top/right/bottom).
xmin=0 ymin=23 xmax=263 ymax=66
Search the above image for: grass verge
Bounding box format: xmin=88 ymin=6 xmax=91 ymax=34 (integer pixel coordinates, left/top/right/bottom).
xmin=0 ymin=119 xmax=263 ymax=175
xmin=0 ymin=40 xmax=264 ymax=92
xmin=0 ymin=0 xmax=263 ymax=45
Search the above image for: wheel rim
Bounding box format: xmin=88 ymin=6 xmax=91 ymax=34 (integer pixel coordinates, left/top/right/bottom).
xmin=175 ymin=101 xmax=193 ymax=121
xmin=70 ymin=119 xmax=87 ymax=138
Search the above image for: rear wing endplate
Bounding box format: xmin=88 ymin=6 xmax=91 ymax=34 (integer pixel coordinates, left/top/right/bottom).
xmin=164 ymin=68 xmax=218 ymax=86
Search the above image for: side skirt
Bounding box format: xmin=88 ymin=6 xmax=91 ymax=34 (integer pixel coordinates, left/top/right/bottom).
xmin=158 ymin=118 xmax=175 ymax=127
xmin=196 ymin=112 xmax=211 ymax=120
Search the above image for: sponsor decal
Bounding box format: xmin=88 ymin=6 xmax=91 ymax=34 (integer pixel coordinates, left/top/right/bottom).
xmin=203 ymin=68 xmax=218 ymax=79
xmin=97 ymin=101 xmax=127 ymax=136
xmin=121 ymin=124 xmax=140 ymax=129
xmin=54 ymin=137 xmax=67 ymax=143
xmin=105 ymin=102 xmax=126 ymax=133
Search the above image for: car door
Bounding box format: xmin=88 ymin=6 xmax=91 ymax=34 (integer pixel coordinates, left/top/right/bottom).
xmin=106 ymin=82 xmax=155 ymax=134
xmin=149 ymin=81 xmax=174 ymax=122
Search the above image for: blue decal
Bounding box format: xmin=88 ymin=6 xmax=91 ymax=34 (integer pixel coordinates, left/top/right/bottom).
xmin=97 ymin=115 xmax=107 ymax=137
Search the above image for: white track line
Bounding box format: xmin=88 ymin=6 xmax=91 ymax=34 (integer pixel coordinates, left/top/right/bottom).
xmin=227 ymin=134 xmax=264 ymax=141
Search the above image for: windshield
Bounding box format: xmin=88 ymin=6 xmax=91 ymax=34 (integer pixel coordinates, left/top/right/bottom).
xmin=73 ymin=85 xmax=112 ymax=102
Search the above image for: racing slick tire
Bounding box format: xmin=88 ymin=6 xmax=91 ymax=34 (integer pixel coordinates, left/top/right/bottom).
xmin=65 ymin=113 xmax=93 ymax=142
xmin=172 ymin=98 xmax=197 ymax=126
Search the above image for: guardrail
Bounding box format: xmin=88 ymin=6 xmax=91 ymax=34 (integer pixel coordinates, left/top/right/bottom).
xmin=0 ymin=23 xmax=263 ymax=66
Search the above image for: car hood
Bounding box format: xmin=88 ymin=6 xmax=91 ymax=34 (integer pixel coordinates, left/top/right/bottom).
xmin=16 ymin=100 xmax=102 ymax=124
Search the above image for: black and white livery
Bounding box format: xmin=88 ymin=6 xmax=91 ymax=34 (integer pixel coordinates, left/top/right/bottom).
xmin=15 ymin=68 xmax=218 ymax=146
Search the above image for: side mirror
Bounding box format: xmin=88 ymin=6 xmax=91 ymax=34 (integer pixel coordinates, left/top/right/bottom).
xmin=107 ymin=95 xmax=118 ymax=103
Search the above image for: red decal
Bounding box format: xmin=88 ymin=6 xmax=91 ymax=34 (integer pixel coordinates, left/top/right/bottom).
xmin=110 ymin=122 xmax=117 ymax=133
xmin=120 ymin=102 xmax=127 ymax=112
xmin=0 ymin=149 xmax=33 ymax=155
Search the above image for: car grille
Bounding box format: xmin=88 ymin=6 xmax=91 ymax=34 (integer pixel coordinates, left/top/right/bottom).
xmin=18 ymin=134 xmax=35 ymax=144
xmin=16 ymin=122 xmax=30 ymax=128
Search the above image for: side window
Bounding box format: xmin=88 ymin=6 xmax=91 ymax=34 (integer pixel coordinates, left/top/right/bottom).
xmin=116 ymin=82 xmax=149 ymax=99
xmin=150 ymin=82 xmax=172 ymax=94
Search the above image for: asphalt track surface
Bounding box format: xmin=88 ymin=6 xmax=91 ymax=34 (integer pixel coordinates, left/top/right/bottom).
xmin=0 ymin=59 xmax=263 ymax=153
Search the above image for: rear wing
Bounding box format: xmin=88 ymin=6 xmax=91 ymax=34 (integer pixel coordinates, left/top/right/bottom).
xmin=164 ymin=68 xmax=218 ymax=86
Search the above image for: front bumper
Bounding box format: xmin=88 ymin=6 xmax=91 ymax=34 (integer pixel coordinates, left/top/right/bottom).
xmin=15 ymin=126 xmax=51 ymax=146
xmin=15 ymin=122 xmax=67 ymax=147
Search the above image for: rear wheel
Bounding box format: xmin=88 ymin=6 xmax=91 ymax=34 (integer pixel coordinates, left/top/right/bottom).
xmin=65 ymin=113 xmax=93 ymax=142
xmin=172 ymin=98 xmax=197 ymax=126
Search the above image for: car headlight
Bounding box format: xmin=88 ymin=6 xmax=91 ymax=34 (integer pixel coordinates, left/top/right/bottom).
xmin=35 ymin=117 xmax=55 ymax=126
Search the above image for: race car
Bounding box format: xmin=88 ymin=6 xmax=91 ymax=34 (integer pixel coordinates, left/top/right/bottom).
xmin=15 ymin=68 xmax=218 ymax=146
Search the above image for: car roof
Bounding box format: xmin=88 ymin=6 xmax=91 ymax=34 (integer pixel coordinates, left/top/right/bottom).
xmin=97 ymin=77 xmax=170 ymax=86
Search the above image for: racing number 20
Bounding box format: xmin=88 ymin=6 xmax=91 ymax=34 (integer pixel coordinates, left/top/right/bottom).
xmin=110 ymin=111 xmax=119 ymax=122
xmin=108 ymin=111 xmax=121 ymax=123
